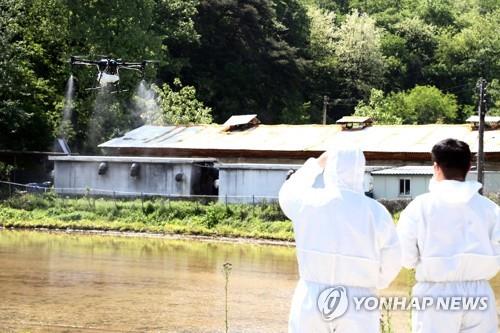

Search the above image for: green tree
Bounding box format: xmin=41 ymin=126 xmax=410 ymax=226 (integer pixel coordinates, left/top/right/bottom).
xmin=333 ymin=10 xmax=386 ymax=100
xmin=307 ymin=5 xmax=336 ymax=65
xmin=355 ymin=85 xmax=458 ymax=124
xmin=154 ymin=78 xmax=212 ymax=125
xmin=65 ymin=0 xmax=200 ymax=152
xmin=433 ymin=10 xmax=500 ymax=106
xmin=487 ymin=79 xmax=500 ymax=116
xmin=152 ymin=0 xmax=200 ymax=74
xmin=2 ymin=0 xmax=499 ymax=152
xmin=381 ymin=17 xmax=438 ymax=90
xmin=0 ymin=0 xmax=69 ymax=151
xmin=0 ymin=162 xmax=14 ymax=181
xmin=417 ymin=0 xmax=456 ymax=27
xmin=403 ymin=85 xmax=458 ymax=123
xmin=185 ymin=0 xmax=310 ymax=124
xmin=86 ymin=96 xmax=137 ymax=150
xmin=354 ymin=89 xmax=404 ymax=124
xmin=349 ymin=0 xmax=404 ymax=16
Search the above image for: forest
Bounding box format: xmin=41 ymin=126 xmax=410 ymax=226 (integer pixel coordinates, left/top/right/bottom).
xmin=0 ymin=0 xmax=498 ymax=152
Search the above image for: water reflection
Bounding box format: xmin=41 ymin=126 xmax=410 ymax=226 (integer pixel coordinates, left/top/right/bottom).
xmin=0 ymin=230 xmax=498 ymax=332
xmin=0 ymin=230 xmax=297 ymax=332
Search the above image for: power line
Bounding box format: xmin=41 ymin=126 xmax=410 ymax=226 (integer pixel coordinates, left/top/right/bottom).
xmin=439 ymin=83 xmax=475 ymax=93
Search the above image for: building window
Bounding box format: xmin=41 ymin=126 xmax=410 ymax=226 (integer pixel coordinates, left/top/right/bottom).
xmin=399 ymin=179 xmax=411 ymax=196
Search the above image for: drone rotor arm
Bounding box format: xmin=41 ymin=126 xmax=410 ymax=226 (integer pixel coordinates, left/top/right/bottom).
xmin=119 ymin=62 xmax=144 ymax=68
xmin=71 ymin=60 xmax=100 ymax=66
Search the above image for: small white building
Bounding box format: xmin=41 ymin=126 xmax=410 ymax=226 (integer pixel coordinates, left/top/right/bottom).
xmin=372 ymin=166 xmax=433 ymax=200
xmin=372 ymin=166 xmax=500 ymax=200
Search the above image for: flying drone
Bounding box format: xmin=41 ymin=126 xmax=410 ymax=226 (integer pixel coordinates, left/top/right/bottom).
xmin=70 ymin=56 xmax=157 ymax=91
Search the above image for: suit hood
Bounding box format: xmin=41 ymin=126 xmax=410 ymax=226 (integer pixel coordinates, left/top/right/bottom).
xmin=323 ymin=147 xmax=365 ymax=193
xmin=428 ymin=178 xmax=482 ymax=203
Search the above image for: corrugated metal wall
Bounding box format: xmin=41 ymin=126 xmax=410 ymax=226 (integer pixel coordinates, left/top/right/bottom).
xmin=54 ymin=161 xmax=197 ymax=197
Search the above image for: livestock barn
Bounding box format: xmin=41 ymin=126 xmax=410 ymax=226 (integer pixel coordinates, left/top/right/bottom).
xmin=50 ymin=115 xmax=500 ymax=202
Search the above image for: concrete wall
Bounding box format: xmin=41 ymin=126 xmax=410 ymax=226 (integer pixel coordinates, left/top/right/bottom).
xmin=51 ymin=157 xmax=214 ymax=197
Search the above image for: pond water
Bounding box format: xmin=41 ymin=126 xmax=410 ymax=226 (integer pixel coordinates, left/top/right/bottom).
xmin=0 ymin=230 xmax=498 ymax=332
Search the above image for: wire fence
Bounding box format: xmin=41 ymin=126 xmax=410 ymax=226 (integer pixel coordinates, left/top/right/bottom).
xmin=2 ymin=180 xmax=497 ymax=213
xmin=0 ymin=180 xmax=280 ymax=205
xmin=0 ymin=179 xmax=290 ymax=225
xmin=0 ymin=179 xmax=404 ymax=215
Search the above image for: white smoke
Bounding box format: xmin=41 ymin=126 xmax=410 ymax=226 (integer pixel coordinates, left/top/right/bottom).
xmin=135 ymin=80 xmax=163 ymax=125
xmin=58 ymin=75 xmax=75 ymax=140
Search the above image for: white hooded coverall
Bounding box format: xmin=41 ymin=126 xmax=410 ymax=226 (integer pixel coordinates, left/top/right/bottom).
xmin=397 ymin=179 xmax=500 ymax=333
xmin=279 ymin=148 xmax=401 ymax=333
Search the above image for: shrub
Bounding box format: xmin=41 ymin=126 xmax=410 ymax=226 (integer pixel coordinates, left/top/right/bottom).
xmin=378 ymin=199 xmax=411 ymax=215
xmin=355 ymin=85 xmax=458 ymax=124
xmin=487 ymin=193 xmax=500 ymax=205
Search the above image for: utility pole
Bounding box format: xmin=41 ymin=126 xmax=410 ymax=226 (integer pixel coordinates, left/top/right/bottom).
xmin=476 ymin=78 xmax=487 ymax=194
xmin=322 ymin=95 xmax=330 ymax=125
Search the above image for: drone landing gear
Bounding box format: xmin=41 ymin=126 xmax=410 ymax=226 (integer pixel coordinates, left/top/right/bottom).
xmin=85 ymin=83 xmax=128 ymax=94
xmin=110 ymin=89 xmax=129 ymax=94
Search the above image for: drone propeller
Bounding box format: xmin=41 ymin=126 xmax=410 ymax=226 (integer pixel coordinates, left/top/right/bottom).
xmin=70 ymin=56 xmax=100 ymax=66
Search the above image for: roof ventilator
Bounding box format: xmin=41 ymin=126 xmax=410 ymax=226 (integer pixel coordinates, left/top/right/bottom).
xmin=223 ymin=114 xmax=261 ymax=132
xmin=336 ymin=116 xmax=373 ymax=130
xmin=466 ymin=116 xmax=500 ymax=130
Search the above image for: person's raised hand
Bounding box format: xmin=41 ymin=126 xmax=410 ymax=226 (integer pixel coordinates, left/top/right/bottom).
xmin=317 ymin=151 xmax=328 ymax=169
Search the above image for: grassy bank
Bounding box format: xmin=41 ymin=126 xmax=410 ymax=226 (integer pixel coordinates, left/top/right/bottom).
xmin=2 ymin=192 xmax=496 ymax=241
xmin=0 ymin=193 xmax=294 ymax=241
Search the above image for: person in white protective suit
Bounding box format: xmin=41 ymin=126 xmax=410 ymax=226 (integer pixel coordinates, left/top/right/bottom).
xmin=279 ymin=147 xmax=401 ymax=333
xmin=397 ymin=138 xmax=500 ymax=333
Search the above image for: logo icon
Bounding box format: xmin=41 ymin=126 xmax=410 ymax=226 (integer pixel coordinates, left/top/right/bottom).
xmin=317 ymin=286 xmax=349 ymax=321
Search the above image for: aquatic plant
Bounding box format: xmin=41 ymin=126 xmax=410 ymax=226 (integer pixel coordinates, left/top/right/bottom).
xmin=222 ymin=262 xmax=233 ymax=333
xmin=380 ymin=307 xmax=394 ymax=333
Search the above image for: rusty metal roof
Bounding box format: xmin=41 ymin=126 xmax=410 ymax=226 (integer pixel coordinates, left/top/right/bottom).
xmin=98 ymin=124 xmax=500 ymax=162
xmin=332 ymin=124 xmax=499 ymax=153
xmin=100 ymin=124 xmax=342 ymax=151
xmin=99 ymin=124 xmax=499 ymax=154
